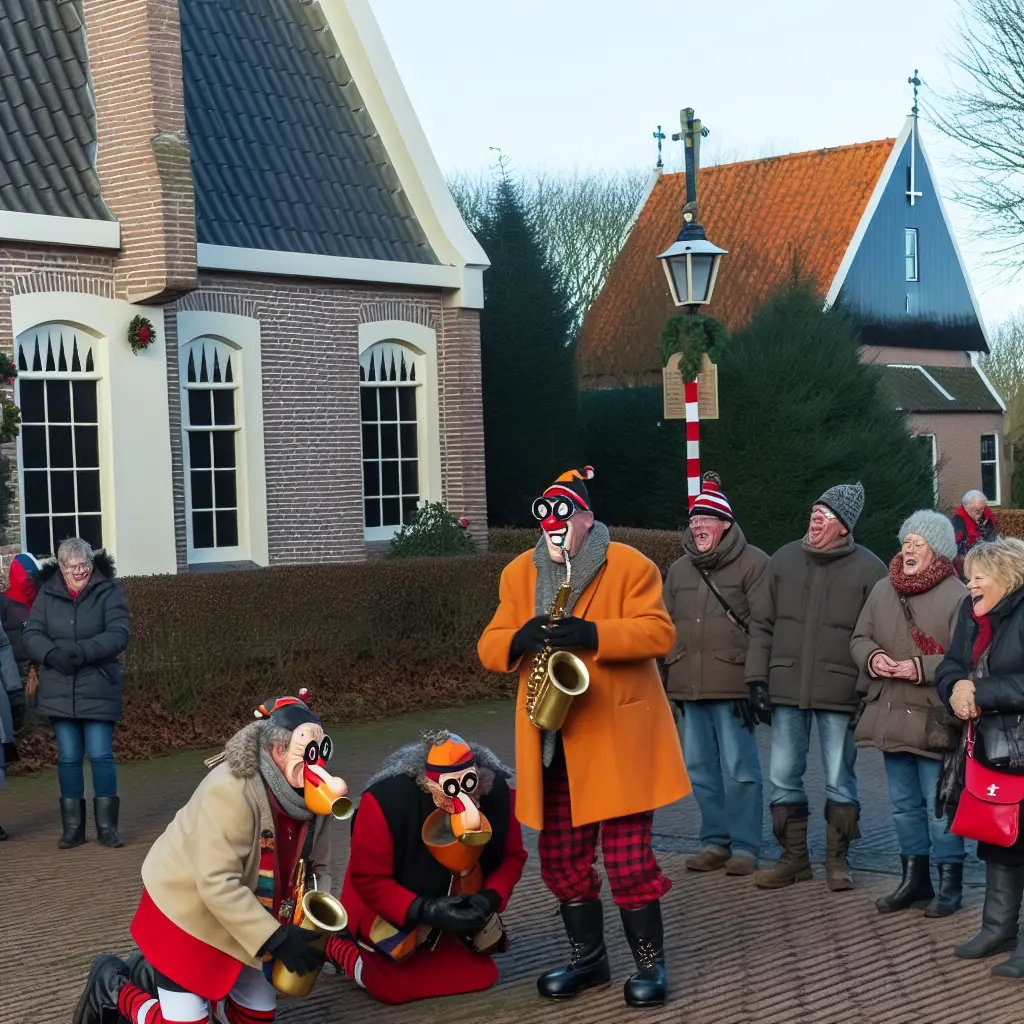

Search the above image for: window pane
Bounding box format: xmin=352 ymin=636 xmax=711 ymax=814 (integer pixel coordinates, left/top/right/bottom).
xmin=188 ymin=431 xmax=212 ymax=469
xmin=381 ymin=461 xmax=400 ymax=496
xmin=398 ymin=387 xmax=416 ymax=422
xmin=360 ymin=387 xmax=378 ymax=422
xmin=192 ymin=510 xmax=214 ymax=548
xmin=26 ymin=516 xmax=51 ymax=558
xmin=77 ymin=470 xmax=101 ymax=513
xmin=19 ymin=380 xmax=44 ymax=423
xmin=73 ymin=381 xmax=98 ymax=423
xmin=399 ymin=423 xmax=417 ymax=457
xmin=981 ymin=435 xmax=997 ymax=462
xmin=191 ymin=470 xmax=213 ymax=509
xmin=378 ymin=387 xmax=398 ymax=422
xmin=74 ymin=426 xmax=99 ymax=468
xmin=21 ymin=425 xmax=46 ymax=469
xmin=47 ymin=380 xmax=71 ymax=422
xmin=50 ymin=471 xmax=76 ymax=514
xmin=78 ymin=514 xmax=102 ymax=550
xmin=363 ymin=461 xmax=379 ymax=497
xmin=382 ymin=497 xmax=401 ymax=526
xmin=212 ymin=431 xmax=236 ymax=468
xmin=23 ymin=471 xmax=48 ymax=514
xmin=361 ymin=423 xmax=379 ymax=459
xmin=982 ymin=463 xmax=997 ymax=502
xmin=188 ymin=389 xmax=212 ymax=427
xmin=51 ymin=515 xmax=76 ymax=550
xmin=402 ymin=496 xmax=419 ymax=524
xmin=213 ymin=389 xmax=235 ymax=426
xmin=364 ymin=499 xmax=381 ymax=528
xmin=905 ymin=229 xmax=916 ymax=257
xmin=401 ymin=459 xmax=418 ymax=494
xmin=215 ymin=510 xmax=239 ymax=547
xmin=214 ymin=470 xmax=237 ymax=509
xmin=380 ymin=424 xmax=398 ymax=459
xmin=48 ymin=425 xmax=73 ymax=468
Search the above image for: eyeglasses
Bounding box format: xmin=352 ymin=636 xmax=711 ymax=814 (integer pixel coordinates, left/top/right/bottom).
xmin=533 ymin=496 xmax=581 ymax=523
xmin=689 ymin=517 xmax=721 ymax=528
xmin=60 ymin=560 xmax=91 ymax=575
xmin=812 ymin=507 xmax=837 ymax=521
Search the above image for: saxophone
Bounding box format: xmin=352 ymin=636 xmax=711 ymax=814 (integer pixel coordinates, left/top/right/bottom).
xmin=525 ymin=552 xmax=591 ymax=731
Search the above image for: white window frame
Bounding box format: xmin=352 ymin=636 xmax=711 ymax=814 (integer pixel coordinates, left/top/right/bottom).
xmin=914 ymin=432 xmax=938 ymax=506
xmin=981 ymin=432 xmax=1001 ymax=506
xmin=905 ymin=228 xmax=919 ymax=282
xmin=357 ymin=321 xmax=441 ymax=542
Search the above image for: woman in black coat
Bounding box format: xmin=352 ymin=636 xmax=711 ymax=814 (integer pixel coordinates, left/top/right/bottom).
xmin=23 ymin=538 xmax=131 ymax=850
xmin=937 ymin=537 xmax=1024 ymax=978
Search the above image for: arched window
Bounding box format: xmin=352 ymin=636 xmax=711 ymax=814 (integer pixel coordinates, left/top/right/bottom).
xmin=15 ymin=327 xmax=102 ymax=558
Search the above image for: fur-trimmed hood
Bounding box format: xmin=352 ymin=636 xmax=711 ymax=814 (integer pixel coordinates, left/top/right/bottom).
xmin=223 ymin=720 xmax=271 ymax=780
xmin=364 ymin=729 xmax=513 ymax=791
xmin=35 ymin=549 xmax=116 ymax=588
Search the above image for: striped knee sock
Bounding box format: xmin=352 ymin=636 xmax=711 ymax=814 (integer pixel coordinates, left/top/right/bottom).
xmin=117 ymin=982 xmax=210 ymax=1024
xmin=223 ymin=1000 xmax=274 ymax=1024
xmin=324 ymin=933 xmax=362 ymax=979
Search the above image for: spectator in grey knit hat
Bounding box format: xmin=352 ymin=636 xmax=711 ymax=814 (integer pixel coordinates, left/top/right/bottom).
xmin=744 ymin=482 xmax=886 ymax=894
xmin=850 ymin=509 xmax=967 ymax=919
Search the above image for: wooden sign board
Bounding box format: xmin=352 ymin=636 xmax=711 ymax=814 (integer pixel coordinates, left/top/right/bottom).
xmin=662 ymin=352 xmax=719 ymax=420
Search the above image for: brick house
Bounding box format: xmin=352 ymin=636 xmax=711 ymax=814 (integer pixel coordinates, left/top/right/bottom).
xmin=579 ymin=115 xmax=1009 ymax=511
xmin=0 ymin=0 xmax=488 ymax=575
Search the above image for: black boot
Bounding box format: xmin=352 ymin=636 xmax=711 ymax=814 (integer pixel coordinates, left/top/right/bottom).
xmin=126 ymin=951 xmax=159 ymax=995
xmin=620 ymin=900 xmax=668 ymax=1007
xmin=954 ymin=863 xmax=1024 ymax=959
xmin=71 ymin=954 xmax=128 ymax=1024
xmin=94 ymin=796 xmax=124 ymax=848
xmin=537 ymin=899 xmax=611 ymax=999
xmin=924 ymin=863 xmax=963 ymax=919
xmin=876 ymin=855 xmax=934 ymax=913
xmin=58 ymin=798 xmax=87 ymax=849
xmin=0 ymin=823 xmax=7 ymax=840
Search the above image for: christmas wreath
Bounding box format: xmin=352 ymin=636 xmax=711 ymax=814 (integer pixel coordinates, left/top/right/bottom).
xmin=660 ymin=313 xmax=727 ymax=383
xmin=128 ymin=315 xmax=157 ymax=355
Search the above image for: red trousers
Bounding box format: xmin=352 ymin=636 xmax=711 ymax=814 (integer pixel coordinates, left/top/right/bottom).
xmin=538 ymin=751 xmax=671 ymax=910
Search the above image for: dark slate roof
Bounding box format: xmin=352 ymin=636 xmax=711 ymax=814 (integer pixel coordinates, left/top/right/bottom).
xmin=0 ymin=0 xmax=112 ymax=220
xmin=179 ymin=0 xmax=438 ymax=264
xmin=878 ymin=365 xmax=1003 ymax=413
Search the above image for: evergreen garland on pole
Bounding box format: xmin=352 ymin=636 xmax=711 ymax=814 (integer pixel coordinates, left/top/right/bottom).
xmin=660 ymin=313 xmax=727 ymax=381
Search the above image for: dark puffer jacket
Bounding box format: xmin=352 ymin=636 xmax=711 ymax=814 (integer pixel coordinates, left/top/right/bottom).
xmin=23 ymin=552 xmax=131 ymax=722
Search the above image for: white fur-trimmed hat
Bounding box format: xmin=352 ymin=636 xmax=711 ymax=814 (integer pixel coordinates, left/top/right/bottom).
xmin=899 ymin=509 xmax=957 ymax=562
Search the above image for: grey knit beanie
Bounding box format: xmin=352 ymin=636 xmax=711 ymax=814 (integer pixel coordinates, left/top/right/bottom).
xmin=815 ymin=482 xmax=865 ymax=533
xmin=899 ymin=510 xmax=957 ymax=562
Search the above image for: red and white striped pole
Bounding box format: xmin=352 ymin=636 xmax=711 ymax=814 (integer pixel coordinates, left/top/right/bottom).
xmin=685 ymin=377 xmax=700 ymax=508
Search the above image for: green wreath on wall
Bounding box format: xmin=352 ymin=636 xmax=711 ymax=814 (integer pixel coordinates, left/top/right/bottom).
xmin=128 ymin=315 xmax=157 ymax=355
xmin=660 ymin=313 xmax=727 ymax=382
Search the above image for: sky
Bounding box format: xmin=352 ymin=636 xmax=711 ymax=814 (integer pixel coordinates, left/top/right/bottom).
xmin=368 ymin=0 xmax=1024 ymax=330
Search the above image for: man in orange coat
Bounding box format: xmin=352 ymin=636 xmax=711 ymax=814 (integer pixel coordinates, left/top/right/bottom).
xmin=479 ymin=467 xmax=689 ymax=1009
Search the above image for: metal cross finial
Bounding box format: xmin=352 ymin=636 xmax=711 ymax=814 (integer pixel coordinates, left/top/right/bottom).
xmin=908 ymin=69 xmax=922 ymax=117
xmin=653 ymin=125 xmax=666 ymax=168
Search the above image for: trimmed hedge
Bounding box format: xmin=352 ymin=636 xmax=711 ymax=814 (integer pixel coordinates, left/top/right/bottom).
xmin=996 ymin=509 xmax=1024 ymax=539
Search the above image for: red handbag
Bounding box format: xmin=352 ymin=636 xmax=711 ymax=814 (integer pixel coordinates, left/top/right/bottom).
xmin=952 ymin=723 xmax=1024 ymax=847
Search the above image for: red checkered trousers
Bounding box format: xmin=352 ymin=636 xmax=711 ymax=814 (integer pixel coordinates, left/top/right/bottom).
xmin=538 ymin=747 xmax=671 ymax=911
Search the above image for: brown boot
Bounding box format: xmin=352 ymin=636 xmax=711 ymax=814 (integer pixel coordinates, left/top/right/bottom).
xmin=685 ymin=845 xmax=730 ymax=872
xmin=825 ymin=801 xmax=860 ymax=892
xmin=753 ymin=804 xmax=812 ymax=889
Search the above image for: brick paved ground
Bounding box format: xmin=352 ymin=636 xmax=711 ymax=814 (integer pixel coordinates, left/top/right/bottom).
xmin=1 ymin=701 xmax=1020 ymax=1023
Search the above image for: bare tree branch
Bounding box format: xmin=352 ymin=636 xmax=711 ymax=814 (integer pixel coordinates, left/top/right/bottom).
xmin=981 ymin=308 xmax=1024 ymax=443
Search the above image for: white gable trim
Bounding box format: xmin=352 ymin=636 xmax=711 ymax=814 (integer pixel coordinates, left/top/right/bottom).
xmin=314 ymin=0 xmax=489 ymax=306
xmin=196 ymin=244 xmax=484 ymax=308
xmin=0 ymin=210 xmax=120 ymax=250
xmin=970 ymin=352 xmax=1008 ymax=411
xmin=887 ymin=363 xmax=955 ymax=401
xmin=619 ymin=166 xmax=663 ymax=251
xmin=823 ymin=119 xmax=910 ymax=309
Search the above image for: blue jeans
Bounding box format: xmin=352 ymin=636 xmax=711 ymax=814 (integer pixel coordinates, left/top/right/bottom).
xmin=681 ymin=700 xmax=763 ymax=858
xmin=769 ymin=706 xmax=858 ymax=807
xmin=52 ymin=719 xmax=117 ymax=799
xmin=883 ymin=752 xmax=966 ymax=864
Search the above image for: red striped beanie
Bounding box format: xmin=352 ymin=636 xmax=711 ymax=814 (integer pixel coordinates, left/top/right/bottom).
xmin=689 ymin=471 xmax=734 ymax=523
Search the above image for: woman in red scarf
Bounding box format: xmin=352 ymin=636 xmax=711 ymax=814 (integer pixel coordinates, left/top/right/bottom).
xmin=938 ymin=537 xmax=1024 ymax=978
xmin=952 ymin=490 xmax=997 ymax=574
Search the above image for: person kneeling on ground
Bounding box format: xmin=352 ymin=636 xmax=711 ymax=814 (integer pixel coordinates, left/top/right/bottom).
xmin=71 ymin=690 xmax=349 ymax=1024
xmin=323 ymin=730 xmax=527 ymax=1004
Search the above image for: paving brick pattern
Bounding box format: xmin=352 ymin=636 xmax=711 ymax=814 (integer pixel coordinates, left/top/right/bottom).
xmin=0 ymin=702 xmax=1017 ymax=1023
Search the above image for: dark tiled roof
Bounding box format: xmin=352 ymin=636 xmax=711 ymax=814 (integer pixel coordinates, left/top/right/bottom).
xmin=0 ymin=0 xmax=112 ymax=220
xmin=179 ymin=0 xmax=438 ymax=264
xmin=878 ymin=365 xmax=1003 ymax=413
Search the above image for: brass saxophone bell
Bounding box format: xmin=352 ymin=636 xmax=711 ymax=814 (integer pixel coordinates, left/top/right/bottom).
xmin=271 ymin=889 xmax=348 ymax=998
xmin=530 ymin=650 xmax=590 ymax=731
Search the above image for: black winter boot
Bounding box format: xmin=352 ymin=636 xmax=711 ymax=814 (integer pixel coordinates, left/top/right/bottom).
xmin=71 ymin=954 xmax=128 ymax=1024
xmin=94 ymin=796 xmax=124 ymax=848
xmin=620 ymin=900 xmax=668 ymax=1008
xmin=126 ymin=951 xmax=159 ymax=996
xmin=924 ymin=863 xmax=963 ymax=919
xmin=537 ymin=899 xmax=611 ymax=999
xmin=876 ymin=855 xmax=934 ymax=913
xmin=825 ymin=801 xmax=860 ymax=892
xmin=954 ymin=863 xmax=1024 ymax=959
xmin=0 ymin=823 xmax=7 ymax=840
xmin=58 ymin=798 xmax=87 ymax=849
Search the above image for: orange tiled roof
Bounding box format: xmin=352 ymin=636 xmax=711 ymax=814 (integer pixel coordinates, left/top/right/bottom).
xmin=578 ymin=139 xmax=896 ymax=388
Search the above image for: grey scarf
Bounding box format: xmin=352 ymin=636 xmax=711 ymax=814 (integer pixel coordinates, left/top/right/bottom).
xmin=259 ymin=748 xmax=314 ymax=822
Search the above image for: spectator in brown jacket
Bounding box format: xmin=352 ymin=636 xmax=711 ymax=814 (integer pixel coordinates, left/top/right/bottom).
xmin=745 ymin=483 xmax=887 ymax=893
xmin=851 ymin=510 xmax=968 ymax=918
xmin=663 ymin=473 xmax=769 ymax=876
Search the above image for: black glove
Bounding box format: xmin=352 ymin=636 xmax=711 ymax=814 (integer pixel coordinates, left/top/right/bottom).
xmin=544 ymin=616 xmax=598 ymax=651
xmin=731 ymin=698 xmax=758 ymax=733
xmin=66 ymin=644 xmax=86 ymax=670
xmin=748 ymin=682 xmax=772 ymax=725
xmin=849 ymin=696 xmax=869 ymax=732
xmin=46 ymin=648 xmax=76 ymax=674
xmin=465 ymin=889 xmax=501 ymax=919
xmin=8 ymin=689 xmax=25 ymax=731
xmin=407 ymin=894 xmax=491 ymax=934
xmin=509 ymin=616 xmax=552 ymax=661
xmin=261 ymin=924 xmax=325 ymax=976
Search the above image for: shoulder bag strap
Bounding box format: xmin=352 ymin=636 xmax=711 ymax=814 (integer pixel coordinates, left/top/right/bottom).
xmin=697 ymin=568 xmax=749 ymax=636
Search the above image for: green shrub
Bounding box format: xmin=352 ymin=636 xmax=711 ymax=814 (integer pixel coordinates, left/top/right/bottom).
xmin=387 ymin=502 xmax=477 ymax=558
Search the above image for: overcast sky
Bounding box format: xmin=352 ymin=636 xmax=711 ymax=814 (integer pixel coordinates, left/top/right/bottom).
xmin=369 ymin=0 xmax=1023 ymax=329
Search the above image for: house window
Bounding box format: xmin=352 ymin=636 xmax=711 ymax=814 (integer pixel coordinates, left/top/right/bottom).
xmin=981 ymin=433 xmax=1000 ymax=504
xmin=16 ymin=328 xmax=102 ymax=558
xmin=905 ymin=228 xmax=919 ymax=282
xmin=181 ymin=338 xmax=241 ymax=556
xmin=360 ymin=342 xmax=422 ymax=534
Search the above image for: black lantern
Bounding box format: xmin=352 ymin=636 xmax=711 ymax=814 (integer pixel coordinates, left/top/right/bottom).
xmin=657 ymin=222 xmax=727 ymax=306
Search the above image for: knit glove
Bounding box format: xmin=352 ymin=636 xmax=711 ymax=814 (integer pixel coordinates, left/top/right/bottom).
xmin=260 ymin=924 xmax=325 ymax=976
xmin=406 ymin=895 xmax=491 ymax=934
xmin=544 ymin=616 xmax=597 ymax=651
xmin=748 ymin=682 xmax=773 ymax=725
xmin=509 ymin=616 xmax=551 ymax=661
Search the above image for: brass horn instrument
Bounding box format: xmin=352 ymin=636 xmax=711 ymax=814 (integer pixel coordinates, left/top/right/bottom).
xmin=525 ymin=551 xmax=590 ymax=731
xmin=271 ymin=888 xmax=348 ymax=998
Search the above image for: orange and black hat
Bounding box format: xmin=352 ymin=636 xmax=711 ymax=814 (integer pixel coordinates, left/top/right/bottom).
xmin=424 ymin=732 xmax=476 ymax=781
xmin=533 ymin=466 xmax=595 ymax=521
xmin=254 ymin=688 xmax=322 ymax=732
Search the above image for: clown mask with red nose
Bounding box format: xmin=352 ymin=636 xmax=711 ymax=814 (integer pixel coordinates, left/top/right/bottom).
xmin=532 ymin=466 xmax=596 ymax=564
